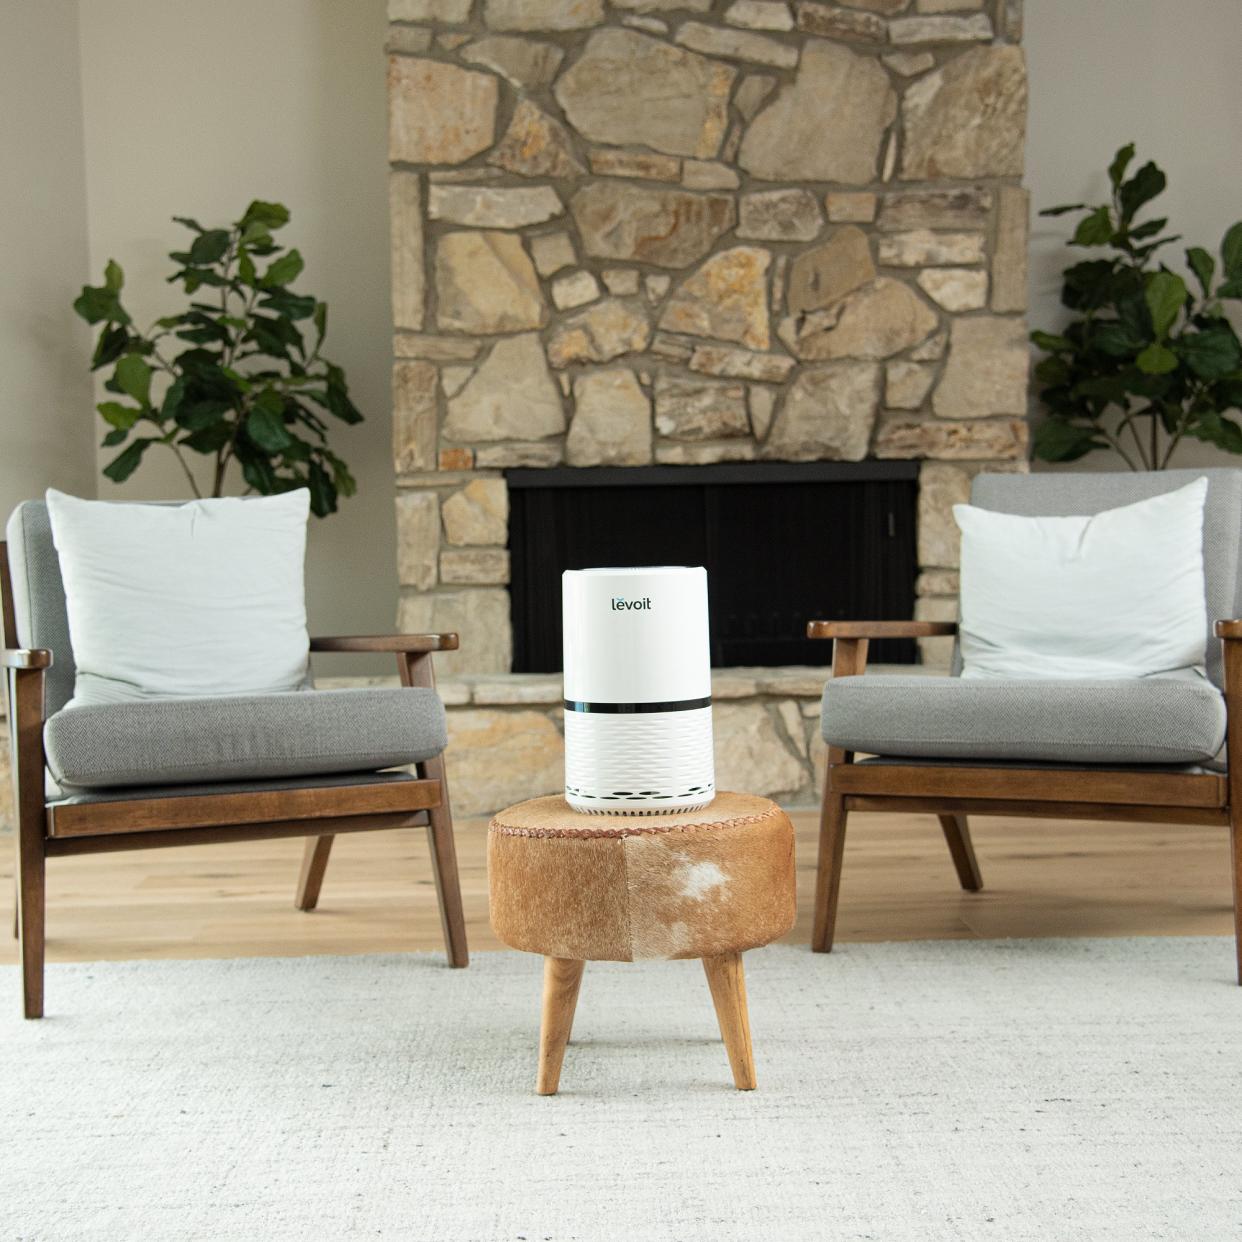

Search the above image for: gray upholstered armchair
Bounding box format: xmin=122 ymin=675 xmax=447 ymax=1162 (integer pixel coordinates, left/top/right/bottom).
xmin=4 ymin=500 xmax=468 ymax=1019
xmin=811 ymin=469 xmax=1242 ymax=983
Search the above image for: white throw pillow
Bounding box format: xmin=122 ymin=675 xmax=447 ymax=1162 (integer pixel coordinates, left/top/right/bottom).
xmin=45 ymin=489 xmax=311 ymax=707
xmin=954 ymin=477 xmax=1209 ymax=681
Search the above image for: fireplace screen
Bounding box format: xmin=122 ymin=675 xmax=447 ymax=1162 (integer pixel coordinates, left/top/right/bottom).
xmin=508 ymin=462 xmax=918 ymax=673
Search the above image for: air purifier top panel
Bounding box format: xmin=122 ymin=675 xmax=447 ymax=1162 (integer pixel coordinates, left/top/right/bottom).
xmin=562 ymin=566 xmax=711 ymax=705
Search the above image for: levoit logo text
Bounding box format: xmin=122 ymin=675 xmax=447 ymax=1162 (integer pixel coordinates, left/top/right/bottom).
xmin=610 ymin=596 xmax=652 ymax=611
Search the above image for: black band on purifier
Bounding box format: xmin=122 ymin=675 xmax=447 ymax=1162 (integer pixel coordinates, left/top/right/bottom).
xmin=563 ymin=696 xmax=713 ymax=714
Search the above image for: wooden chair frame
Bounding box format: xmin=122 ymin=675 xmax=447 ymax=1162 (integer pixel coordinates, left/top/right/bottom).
xmin=2 ymin=543 xmax=469 ymax=1019
xmin=808 ymin=619 xmax=1242 ymax=985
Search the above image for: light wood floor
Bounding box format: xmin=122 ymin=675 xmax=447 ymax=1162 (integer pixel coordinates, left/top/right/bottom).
xmin=0 ymin=810 xmax=1234 ymax=962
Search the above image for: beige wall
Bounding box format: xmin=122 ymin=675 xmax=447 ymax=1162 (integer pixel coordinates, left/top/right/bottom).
xmin=75 ymin=0 xmax=395 ymax=672
xmin=1026 ymin=0 xmax=1242 ymax=471
xmin=0 ymin=1 xmax=97 ymax=521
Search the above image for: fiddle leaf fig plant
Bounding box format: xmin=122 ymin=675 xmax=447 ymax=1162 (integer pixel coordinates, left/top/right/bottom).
xmin=1032 ymin=143 xmax=1242 ymax=470
xmin=73 ymin=201 xmax=361 ymax=516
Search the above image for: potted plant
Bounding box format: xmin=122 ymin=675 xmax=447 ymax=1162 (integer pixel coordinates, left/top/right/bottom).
xmin=73 ymin=200 xmax=362 ymax=515
xmin=1032 ymin=143 xmax=1242 ymax=470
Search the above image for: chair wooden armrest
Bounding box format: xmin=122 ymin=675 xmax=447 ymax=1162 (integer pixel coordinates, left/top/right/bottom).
xmin=806 ymin=620 xmax=956 ymax=682
xmin=0 ymin=648 xmax=52 ymax=670
xmin=806 ymin=621 xmax=958 ymax=640
xmin=1215 ymin=620 xmax=1242 ymax=640
xmin=309 ymin=633 xmax=459 ymax=654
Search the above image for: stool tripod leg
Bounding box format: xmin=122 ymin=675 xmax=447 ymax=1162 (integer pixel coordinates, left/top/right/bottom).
xmin=702 ymin=953 xmax=757 ymax=1090
xmin=537 ymin=957 xmax=584 ymax=1096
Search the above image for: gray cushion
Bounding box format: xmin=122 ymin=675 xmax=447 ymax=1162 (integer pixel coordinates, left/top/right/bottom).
xmin=43 ymin=687 xmax=447 ymax=790
xmin=963 ymin=469 xmax=1242 ymax=689
xmin=821 ymin=673 xmax=1227 ymax=766
xmin=6 ymin=500 xmax=76 ymax=715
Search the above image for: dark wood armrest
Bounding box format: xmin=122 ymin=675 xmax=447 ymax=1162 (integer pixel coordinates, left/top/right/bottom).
xmin=0 ymin=648 xmax=52 ymax=670
xmin=1216 ymin=621 xmax=1242 ymax=639
xmin=309 ymin=633 xmax=459 ymax=654
xmin=806 ymin=621 xmax=958 ymax=640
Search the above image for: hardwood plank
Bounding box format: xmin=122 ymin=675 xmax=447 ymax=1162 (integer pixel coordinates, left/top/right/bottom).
xmin=0 ymin=810 xmax=1233 ymax=964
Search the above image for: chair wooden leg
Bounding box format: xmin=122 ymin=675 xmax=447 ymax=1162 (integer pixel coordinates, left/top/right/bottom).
xmin=294 ymin=835 xmax=334 ymax=911
xmin=537 ymin=957 xmax=584 ymax=1095
xmin=938 ymin=814 xmax=984 ymax=892
xmin=702 ymin=953 xmax=756 ymax=1091
xmin=812 ymin=784 xmax=849 ymax=954
xmin=16 ymin=833 xmax=44 ymax=1020
xmin=1231 ymin=813 xmax=1242 ymax=987
xmin=422 ymin=754 xmax=469 ymax=969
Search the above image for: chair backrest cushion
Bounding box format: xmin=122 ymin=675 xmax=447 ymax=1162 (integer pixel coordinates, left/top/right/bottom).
xmin=968 ymin=469 xmax=1242 ymax=689
xmin=6 ymin=500 xmax=76 ymax=716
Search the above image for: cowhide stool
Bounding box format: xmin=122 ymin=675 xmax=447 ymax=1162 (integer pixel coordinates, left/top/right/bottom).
xmin=487 ymin=792 xmax=796 ymax=1094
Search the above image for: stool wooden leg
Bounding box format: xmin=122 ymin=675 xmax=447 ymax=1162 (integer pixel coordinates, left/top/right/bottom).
xmin=537 ymin=957 xmax=584 ymax=1096
xmin=702 ymin=952 xmax=756 ymax=1091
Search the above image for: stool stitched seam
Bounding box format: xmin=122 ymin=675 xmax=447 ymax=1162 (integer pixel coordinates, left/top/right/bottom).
xmin=487 ymin=810 xmax=781 ymax=839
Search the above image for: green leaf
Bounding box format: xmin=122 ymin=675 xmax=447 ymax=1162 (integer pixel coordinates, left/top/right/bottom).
xmin=172 ymin=216 xmax=205 ymax=234
xmin=307 ymin=461 xmax=336 ymax=517
xmin=258 ymin=289 xmax=316 ymax=320
xmin=102 ymin=438 xmax=153 ymax=483
xmin=1072 ymin=206 xmax=1114 ymax=246
xmin=114 ymin=354 xmax=153 ymax=405
xmin=101 ymin=428 xmax=128 ymax=448
xmin=1108 ymin=142 xmax=1136 ymax=188
xmin=1126 ymin=217 xmax=1168 ymax=241
xmin=313 ymin=302 xmax=327 ymax=350
xmin=1039 ymin=203 xmax=1087 ymax=217
xmin=324 ymin=364 xmax=363 ymax=424
xmin=1136 ymin=342 xmax=1179 ymax=374
xmin=245 ymin=391 xmax=294 ymax=451
xmin=1030 ymin=330 xmax=1071 ymax=352
xmin=1187 ymin=247 xmax=1216 ymax=297
xmin=1118 ymin=160 xmax=1167 ymax=224
xmin=91 ymin=324 xmax=129 ymax=371
xmin=1218 ymin=277 xmax=1242 ymax=300
xmin=240 ymin=200 xmax=290 ymax=231
xmin=161 ymin=376 xmax=187 ymax=424
xmin=1033 ymin=419 xmax=1106 ymax=463
xmin=1179 ymin=327 xmax=1242 ymax=380
xmin=261 ymin=249 xmax=304 ymax=288
xmin=73 ymin=283 xmax=128 ymax=325
xmin=1033 ymin=355 xmax=1070 ymax=386
xmin=1189 ymin=410 xmax=1242 ymax=455
xmin=237 ymin=250 xmax=257 ymax=286
xmin=188 ymin=229 xmax=231 ymax=265
xmin=1144 ymin=271 xmax=1187 ymax=339
xmin=1092 ymin=321 xmax=1145 ymax=357
xmin=180 ymin=422 xmax=233 ymax=453
xmin=97 ymin=401 xmax=143 ymax=431
xmin=103 ymin=259 xmax=124 ymax=293
xmin=1221 ymin=222 xmax=1242 ymax=278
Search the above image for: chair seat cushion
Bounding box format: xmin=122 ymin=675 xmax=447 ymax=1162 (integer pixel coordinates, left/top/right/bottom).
xmin=821 ymin=674 xmax=1227 ymax=766
xmin=44 ymin=688 xmax=446 ymax=790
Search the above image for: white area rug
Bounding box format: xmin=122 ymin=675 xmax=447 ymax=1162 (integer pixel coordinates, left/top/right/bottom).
xmin=2 ymin=939 xmax=1240 ymax=1241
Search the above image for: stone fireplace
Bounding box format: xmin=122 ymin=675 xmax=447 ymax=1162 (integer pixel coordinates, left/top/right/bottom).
xmin=383 ymin=0 xmax=1032 ymax=811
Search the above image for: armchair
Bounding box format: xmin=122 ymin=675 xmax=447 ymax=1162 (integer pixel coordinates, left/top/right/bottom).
xmin=809 ymin=469 xmax=1242 ymax=984
xmin=4 ymin=499 xmax=468 ymax=1019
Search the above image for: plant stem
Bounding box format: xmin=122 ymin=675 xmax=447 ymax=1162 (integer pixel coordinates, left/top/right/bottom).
xmin=1096 ymin=426 xmax=1140 ymax=472
xmin=166 ymin=441 xmax=203 ymax=498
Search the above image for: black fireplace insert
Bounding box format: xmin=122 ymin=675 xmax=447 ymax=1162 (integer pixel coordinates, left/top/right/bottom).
xmin=507 ymin=460 xmax=919 ymax=672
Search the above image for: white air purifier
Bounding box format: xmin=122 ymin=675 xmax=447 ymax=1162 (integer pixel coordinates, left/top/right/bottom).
xmin=562 ymin=566 xmax=714 ymax=815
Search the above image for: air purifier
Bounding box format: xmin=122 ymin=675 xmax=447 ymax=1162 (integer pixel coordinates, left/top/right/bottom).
xmin=562 ymin=566 xmax=714 ymax=815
